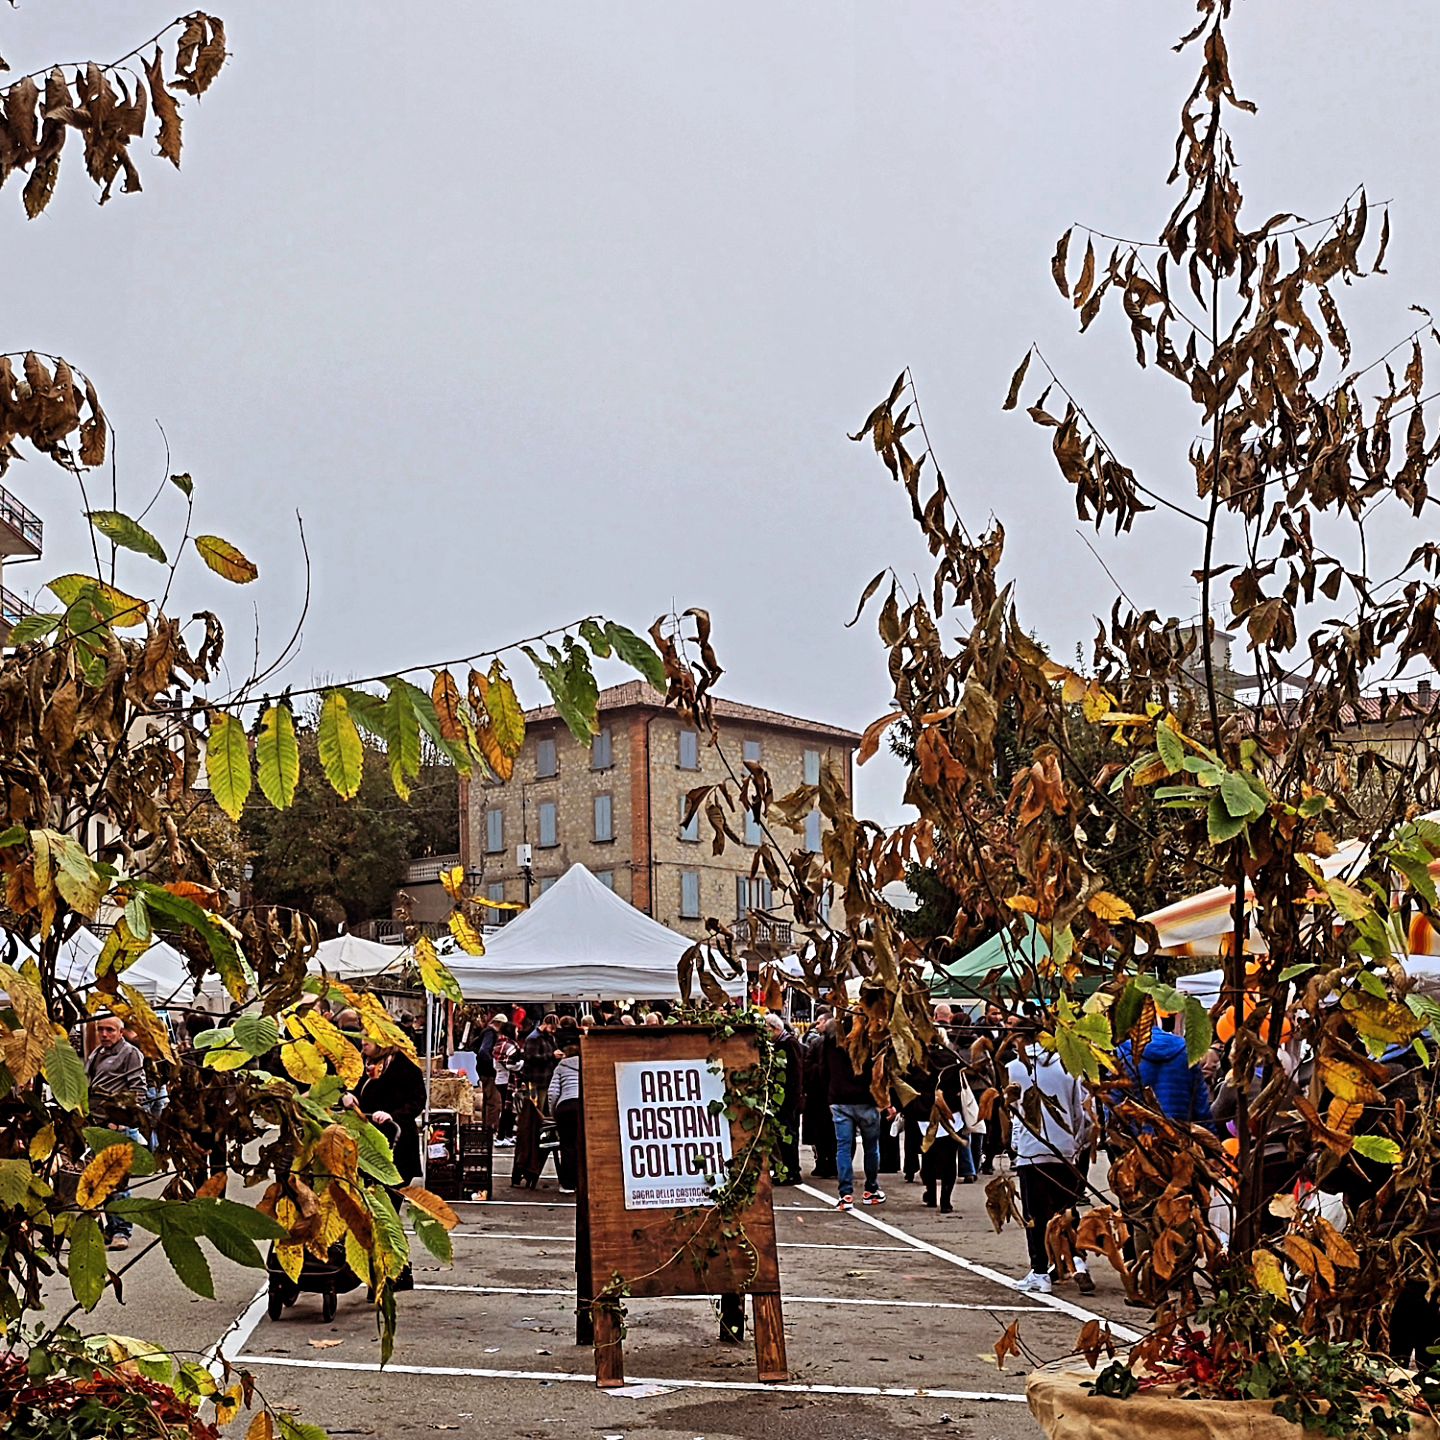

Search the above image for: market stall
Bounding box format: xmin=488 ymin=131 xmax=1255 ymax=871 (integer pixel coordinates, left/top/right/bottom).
xmin=309 ymin=932 xmax=413 ymax=981
xmin=53 ymin=926 xmax=218 ymax=1007
xmin=445 ymin=863 xmax=745 ymax=1002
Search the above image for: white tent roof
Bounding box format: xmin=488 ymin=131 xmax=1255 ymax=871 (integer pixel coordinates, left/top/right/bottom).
xmin=54 ymin=927 xmax=212 ymax=1006
xmin=446 ymin=863 xmax=747 ymax=1002
xmin=310 ymin=933 xmax=413 ymax=981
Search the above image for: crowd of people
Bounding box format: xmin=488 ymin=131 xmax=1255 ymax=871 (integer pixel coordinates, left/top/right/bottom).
xmin=84 ymin=982 xmax=1430 ymax=1348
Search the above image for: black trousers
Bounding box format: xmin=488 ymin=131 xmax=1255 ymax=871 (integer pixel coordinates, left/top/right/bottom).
xmin=921 ymin=1135 xmax=959 ymax=1207
xmin=903 ymin=1114 xmax=923 ymax=1180
xmin=804 ymin=1102 xmax=836 ymax=1176
xmin=1017 ymin=1161 xmax=1084 ymax=1275
xmin=554 ymin=1099 xmax=580 ymax=1190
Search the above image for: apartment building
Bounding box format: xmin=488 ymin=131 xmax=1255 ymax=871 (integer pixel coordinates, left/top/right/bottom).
xmin=458 ymin=682 xmax=860 ymax=945
xmin=0 ymin=483 xmax=42 ymax=644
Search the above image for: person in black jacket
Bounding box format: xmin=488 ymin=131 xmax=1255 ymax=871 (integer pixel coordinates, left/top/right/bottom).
xmin=802 ymin=1015 xmax=837 ymax=1178
xmin=824 ymin=1012 xmax=887 ymax=1210
xmin=351 ymin=1040 xmax=427 ymax=1185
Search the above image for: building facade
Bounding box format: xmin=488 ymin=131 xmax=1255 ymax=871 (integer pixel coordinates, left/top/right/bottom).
xmin=458 ymin=682 xmax=859 ymax=944
xmin=0 ymin=482 xmax=42 ymax=645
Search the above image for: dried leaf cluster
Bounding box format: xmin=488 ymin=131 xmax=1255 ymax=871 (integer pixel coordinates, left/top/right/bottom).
xmin=0 ymin=14 xmax=225 ymax=218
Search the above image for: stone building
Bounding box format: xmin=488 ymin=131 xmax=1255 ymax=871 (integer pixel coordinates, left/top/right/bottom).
xmin=457 ymin=682 xmax=859 ymax=944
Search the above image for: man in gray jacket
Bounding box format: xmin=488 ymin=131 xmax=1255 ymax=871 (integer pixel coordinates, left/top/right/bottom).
xmin=84 ymin=1015 xmax=146 ymax=1250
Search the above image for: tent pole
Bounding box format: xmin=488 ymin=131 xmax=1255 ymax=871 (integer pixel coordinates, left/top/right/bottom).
xmin=421 ymin=989 xmax=435 ymax=1187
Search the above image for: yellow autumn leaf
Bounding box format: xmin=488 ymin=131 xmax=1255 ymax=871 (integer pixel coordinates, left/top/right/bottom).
xmin=302 ymin=1010 xmax=363 ymax=1088
xmin=1087 ymin=892 xmax=1136 ymax=923
xmin=45 ymin=574 xmax=149 ymax=628
xmin=193 ymin=534 xmax=258 ymax=584
xmin=1252 ymin=1248 xmax=1290 ymax=1303
xmin=215 ymin=1383 xmax=244 ymax=1426
xmin=315 ymin=1123 xmax=360 ymax=1185
xmin=246 ymin=1407 xmax=275 ymax=1440
xmin=276 ymin=1241 xmax=304 ymax=1282
xmin=1081 ymin=687 xmax=1113 ymax=723
xmin=448 ymin=910 xmax=486 ymax=956
xmin=115 ymin=982 xmax=175 ymax=1063
xmin=344 ymin=1229 xmax=372 ymax=1289
xmin=280 ymin=1037 xmax=327 ymax=1086
xmin=358 ymin=993 xmax=414 ymax=1055
xmin=415 ymin=934 xmax=464 ymax=1001
xmin=472 ymin=893 xmax=524 ymax=912
xmin=400 ymin=1183 xmax=459 ymax=1230
xmin=1005 ymin=895 xmax=1039 ymax=915
xmin=29 ymin=1123 xmax=55 ymax=1161
xmin=76 ymin=1143 xmax=133 ymax=1209
xmin=439 ymin=865 xmax=466 ymax=901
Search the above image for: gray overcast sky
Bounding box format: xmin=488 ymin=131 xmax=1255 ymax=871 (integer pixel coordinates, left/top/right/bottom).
xmin=5 ymin=4 xmax=1440 ymax=823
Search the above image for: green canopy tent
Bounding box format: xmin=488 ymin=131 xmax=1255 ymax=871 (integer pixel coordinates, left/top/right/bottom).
xmin=924 ymin=917 xmax=1052 ymax=1002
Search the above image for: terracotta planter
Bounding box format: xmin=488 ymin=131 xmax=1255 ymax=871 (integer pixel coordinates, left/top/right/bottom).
xmin=1027 ymin=1361 xmax=1440 ymax=1440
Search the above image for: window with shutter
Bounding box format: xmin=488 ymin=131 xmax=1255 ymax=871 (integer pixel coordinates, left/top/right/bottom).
xmin=594 ymin=793 xmax=614 ymax=842
xmin=743 ymin=739 xmax=761 ymax=764
xmin=592 ymin=727 xmax=613 ymax=770
xmin=678 ymin=729 xmax=699 ymax=770
xmin=680 ymin=871 xmax=701 ymax=918
xmin=538 ymin=801 xmax=558 ymax=848
xmin=744 ymin=810 xmax=762 ymax=846
xmin=485 ymin=808 xmax=504 ymax=853
xmin=679 ymin=794 xmax=700 ymax=842
xmin=805 ymin=809 xmax=822 ymax=851
xmin=536 ymin=737 xmax=558 ymax=777
xmin=803 ymin=748 xmax=821 ymax=786
xmin=596 ymin=869 xmax=615 ymax=890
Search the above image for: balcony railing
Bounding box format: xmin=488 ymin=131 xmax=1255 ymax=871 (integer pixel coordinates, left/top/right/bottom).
xmin=351 ymin=918 xmax=450 ymax=946
xmin=403 ymin=854 xmax=463 ymax=885
xmin=0 ymin=485 xmax=42 ymax=554
xmin=1 ymin=585 xmax=35 ymax=628
xmin=733 ymin=916 xmax=793 ymax=949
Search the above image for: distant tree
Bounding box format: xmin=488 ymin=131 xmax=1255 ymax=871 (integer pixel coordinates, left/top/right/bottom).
xmin=242 ymin=730 xmax=426 ymax=930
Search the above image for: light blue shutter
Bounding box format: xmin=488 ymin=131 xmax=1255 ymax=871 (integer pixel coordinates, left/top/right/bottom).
xmin=681 ymin=871 xmax=700 ymax=917
xmin=805 ymin=809 xmax=822 ymax=851
xmin=594 ymin=793 xmax=613 ymax=841
xmin=486 ymin=808 xmax=504 ymax=852
xmin=804 ymin=749 xmax=821 ymax=786
xmin=539 ymin=801 xmax=557 ymax=848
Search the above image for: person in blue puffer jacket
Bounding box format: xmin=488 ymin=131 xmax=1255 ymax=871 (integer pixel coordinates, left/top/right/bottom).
xmin=1115 ymin=1024 xmax=1215 ymax=1131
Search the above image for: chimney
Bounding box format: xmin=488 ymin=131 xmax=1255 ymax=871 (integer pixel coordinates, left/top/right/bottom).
xmin=1419 ymin=678 xmax=1433 ymax=705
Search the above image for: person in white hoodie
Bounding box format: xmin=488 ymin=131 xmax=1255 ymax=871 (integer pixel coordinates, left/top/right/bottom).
xmin=1005 ymin=1022 xmax=1095 ymax=1295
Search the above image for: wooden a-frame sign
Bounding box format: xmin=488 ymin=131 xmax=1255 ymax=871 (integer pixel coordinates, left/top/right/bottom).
xmin=575 ymin=1025 xmax=788 ymax=1386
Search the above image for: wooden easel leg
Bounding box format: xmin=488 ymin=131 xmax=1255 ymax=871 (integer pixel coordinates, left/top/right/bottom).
xmin=718 ymin=1292 xmax=745 ymax=1343
xmin=593 ymin=1302 xmax=625 ymax=1388
xmin=752 ymin=1292 xmax=788 ymax=1382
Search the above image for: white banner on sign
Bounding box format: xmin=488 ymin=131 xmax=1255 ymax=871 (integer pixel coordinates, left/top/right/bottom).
xmin=614 ymin=1059 xmax=733 ymax=1211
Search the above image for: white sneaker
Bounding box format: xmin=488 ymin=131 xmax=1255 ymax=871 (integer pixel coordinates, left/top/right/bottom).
xmin=1016 ymin=1270 xmax=1053 ymax=1294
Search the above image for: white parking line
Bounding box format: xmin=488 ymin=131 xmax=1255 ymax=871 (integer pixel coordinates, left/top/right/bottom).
xmin=414 ymin=1283 xmax=1049 ymax=1313
xmin=235 ymin=1353 xmax=1028 ymax=1403
xmin=205 ymin=1282 xmax=271 ymax=1382
xmin=453 ymin=1197 xmax=849 ymax=1215
xmin=795 ymin=1182 xmax=1143 ymax=1344
xmin=440 ymin=1231 xmax=915 ymax=1253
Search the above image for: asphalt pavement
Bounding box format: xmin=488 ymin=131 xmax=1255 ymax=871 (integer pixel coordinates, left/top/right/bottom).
xmin=45 ymin=1158 xmax=1138 ymax=1440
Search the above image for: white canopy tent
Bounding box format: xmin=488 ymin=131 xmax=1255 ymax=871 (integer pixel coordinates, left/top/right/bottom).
xmin=309 ymin=933 xmax=413 ymax=982
xmin=53 ymin=927 xmax=216 ymax=1006
xmin=445 ymin=863 xmax=746 ymax=1003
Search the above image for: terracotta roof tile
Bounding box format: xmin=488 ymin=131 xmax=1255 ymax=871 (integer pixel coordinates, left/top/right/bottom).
xmin=524 ymin=680 xmax=861 ymax=745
